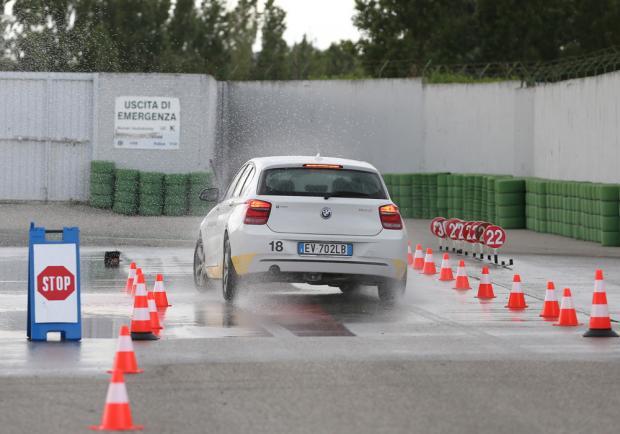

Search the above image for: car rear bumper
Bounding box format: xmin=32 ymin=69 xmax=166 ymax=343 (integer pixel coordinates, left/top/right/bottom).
xmin=228 ymin=225 xmax=408 ymax=281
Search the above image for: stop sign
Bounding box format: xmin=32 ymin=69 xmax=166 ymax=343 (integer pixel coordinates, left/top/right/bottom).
xmin=37 ymin=266 xmax=75 ymax=301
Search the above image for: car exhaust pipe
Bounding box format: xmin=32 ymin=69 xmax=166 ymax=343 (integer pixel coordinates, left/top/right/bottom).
xmin=304 ymin=272 xmax=322 ymax=283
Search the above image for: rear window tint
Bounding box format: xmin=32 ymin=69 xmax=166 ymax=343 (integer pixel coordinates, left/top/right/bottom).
xmin=258 ymin=168 xmax=387 ymax=199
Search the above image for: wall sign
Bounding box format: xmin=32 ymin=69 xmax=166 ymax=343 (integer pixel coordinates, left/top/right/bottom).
xmin=114 ymin=96 xmax=180 ymax=150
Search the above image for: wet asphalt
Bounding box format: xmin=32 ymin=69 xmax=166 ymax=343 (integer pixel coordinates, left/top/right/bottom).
xmin=1 ymin=242 xmax=619 ymax=433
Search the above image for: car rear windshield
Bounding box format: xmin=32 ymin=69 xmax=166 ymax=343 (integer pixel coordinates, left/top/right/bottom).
xmin=258 ymin=167 xmax=387 ymax=199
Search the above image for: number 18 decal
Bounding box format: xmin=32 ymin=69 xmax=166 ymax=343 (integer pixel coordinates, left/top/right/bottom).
xmin=269 ymin=241 xmax=283 ymax=252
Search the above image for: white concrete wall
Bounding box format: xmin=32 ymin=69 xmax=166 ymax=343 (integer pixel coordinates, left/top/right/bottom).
xmin=94 ymin=73 xmax=218 ymax=173
xmin=220 ymin=79 xmax=425 ymax=180
xmin=423 ymin=81 xmax=522 ymax=175
xmin=532 ymin=71 xmax=620 ymax=183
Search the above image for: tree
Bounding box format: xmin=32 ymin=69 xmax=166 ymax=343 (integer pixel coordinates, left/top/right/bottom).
xmin=354 ymin=0 xmax=477 ymax=77
xmin=10 ymin=0 xmax=79 ymax=71
xmin=254 ymin=0 xmax=288 ymax=80
xmin=321 ymin=40 xmax=365 ymax=78
xmin=194 ymin=0 xmax=231 ymax=78
xmin=288 ymin=35 xmax=321 ymax=79
xmin=227 ymin=0 xmax=258 ymax=80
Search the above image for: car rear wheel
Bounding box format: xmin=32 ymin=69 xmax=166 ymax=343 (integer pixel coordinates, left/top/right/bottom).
xmin=377 ymin=271 xmax=407 ymax=302
xmin=222 ymin=235 xmax=238 ymax=302
xmin=193 ymin=237 xmax=210 ymax=292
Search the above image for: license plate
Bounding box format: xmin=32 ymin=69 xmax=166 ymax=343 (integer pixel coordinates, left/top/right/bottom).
xmin=298 ymin=242 xmax=353 ymax=256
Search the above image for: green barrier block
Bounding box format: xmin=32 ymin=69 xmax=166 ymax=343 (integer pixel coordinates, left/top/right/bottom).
xmin=91 ymin=160 xmax=115 ymax=174
xmin=495 ymin=179 xmax=525 ymax=194
xmin=112 ymin=201 xmax=138 ymax=215
xmin=90 ymin=183 xmax=114 ymax=197
xmin=400 ymin=185 xmax=412 ymax=197
xmin=90 ymin=172 xmax=115 ymax=185
xmin=497 ymin=205 xmax=525 ymax=219
xmin=399 ymin=197 xmax=413 ymax=208
xmin=114 ymin=191 xmax=137 ymax=204
xmin=601 ymin=216 xmax=620 ymax=232
xmin=498 ymin=216 xmax=526 ymax=229
xmin=90 ymin=194 xmax=114 ymax=209
xmin=495 ymin=192 xmax=526 ymax=206
xmin=601 ymin=231 xmax=620 ymax=246
xmin=397 ymin=174 xmax=411 ymax=186
xmin=115 ymin=169 xmax=140 ymax=182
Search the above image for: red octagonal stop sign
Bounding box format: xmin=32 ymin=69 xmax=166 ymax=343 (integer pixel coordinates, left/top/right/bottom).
xmin=37 ymin=266 xmax=75 ymax=301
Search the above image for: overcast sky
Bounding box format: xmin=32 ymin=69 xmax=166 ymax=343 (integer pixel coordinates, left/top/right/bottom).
xmin=256 ymin=0 xmax=360 ymax=49
xmin=3 ymin=0 xmax=361 ymax=50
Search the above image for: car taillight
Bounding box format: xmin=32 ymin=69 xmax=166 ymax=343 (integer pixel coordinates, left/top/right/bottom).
xmin=379 ymin=204 xmax=402 ymax=230
xmin=244 ymin=199 xmax=272 ymax=225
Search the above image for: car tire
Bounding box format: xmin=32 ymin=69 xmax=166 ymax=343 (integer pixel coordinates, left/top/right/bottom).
xmin=222 ymin=235 xmax=238 ymax=302
xmin=377 ymin=271 xmax=407 ymax=302
xmin=193 ymin=237 xmax=211 ymax=292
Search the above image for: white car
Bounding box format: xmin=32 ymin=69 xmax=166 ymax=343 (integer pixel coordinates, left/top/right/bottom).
xmin=193 ymin=156 xmax=408 ymax=302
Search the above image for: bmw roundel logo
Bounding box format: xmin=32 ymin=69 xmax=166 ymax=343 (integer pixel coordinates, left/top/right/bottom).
xmin=321 ymin=207 xmax=332 ymax=219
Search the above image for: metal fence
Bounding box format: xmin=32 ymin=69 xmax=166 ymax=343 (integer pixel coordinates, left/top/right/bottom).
xmin=0 ymin=72 xmax=94 ymax=201
xmin=421 ymin=46 xmax=620 ymax=85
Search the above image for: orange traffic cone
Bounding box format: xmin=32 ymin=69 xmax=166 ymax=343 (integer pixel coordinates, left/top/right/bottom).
xmin=108 ymin=326 xmax=143 ymax=374
xmin=153 ymin=274 xmax=171 ymax=308
xmin=130 ymin=274 xmax=159 ymax=341
xmin=506 ymin=274 xmax=528 ymax=310
xmin=124 ymin=262 xmax=136 ymax=293
xmin=131 ymin=268 xmax=142 ymax=296
xmin=583 ymin=270 xmax=618 ymax=337
xmin=421 ymin=248 xmax=436 ymax=275
xmin=554 ymin=288 xmax=581 ymax=327
xmin=147 ymin=291 xmax=162 ymax=330
xmin=90 ymin=370 xmax=143 ymax=431
xmin=453 ymin=260 xmax=471 ymax=290
xmin=476 ymin=267 xmax=495 ymax=299
xmin=539 ymin=281 xmax=560 ymax=319
xmin=438 ymin=254 xmax=454 ymax=281
xmin=413 ymin=244 xmax=424 ymax=270
xmin=407 ymin=242 xmax=414 ymax=267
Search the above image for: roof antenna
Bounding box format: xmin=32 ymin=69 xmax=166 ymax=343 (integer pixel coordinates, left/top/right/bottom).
xmin=315 ymin=152 xmax=322 ymax=160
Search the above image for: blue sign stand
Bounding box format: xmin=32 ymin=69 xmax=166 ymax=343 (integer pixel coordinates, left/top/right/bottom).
xmin=27 ymin=222 xmax=82 ymax=341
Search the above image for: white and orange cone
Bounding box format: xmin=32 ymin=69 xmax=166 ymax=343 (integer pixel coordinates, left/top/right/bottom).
xmin=90 ymin=370 xmax=143 ymax=431
xmin=583 ymin=270 xmax=618 ymax=337
xmin=421 ymin=248 xmax=437 ymax=275
xmin=476 ymin=267 xmax=495 ymax=299
xmin=130 ymin=274 xmax=158 ymax=341
xmin=438 ymin=253 xmax=454 ymax=281
xmin=124 ymin=262 xmax=136 ymax=293
xmin=131 ymin=268 xmax=143 ymax=296
xmin=413 ymin=244 xmax=424 ymax=270
xmin=505 ymin=274 xmax=528 ymax=310
xmin=153 ymin=274 xmax=171 ymax=308
xmin=453 ymin=260 xmax=471 ymax=290
xmin=554 ymin=288 xmax=581 ymax=327
xmin=407 ymin=242 xmax=414 ymax=267
xmin=539 ymin=281 xmax=560 ymax=319
xmin=108 ymin=325 xmax=143 ymax=374
xmin=147 ymin=291 xmax=162 ymax=330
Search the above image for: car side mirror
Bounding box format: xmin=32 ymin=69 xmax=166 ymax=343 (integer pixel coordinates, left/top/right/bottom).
xmin=199 ymin=188 xmax=219 ymax=202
